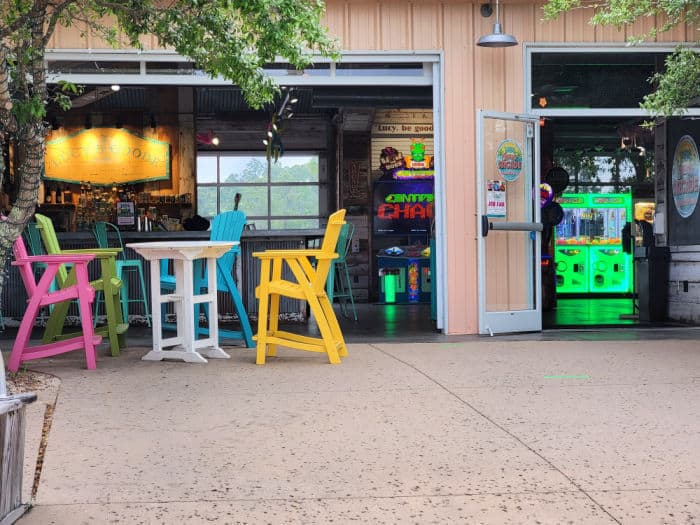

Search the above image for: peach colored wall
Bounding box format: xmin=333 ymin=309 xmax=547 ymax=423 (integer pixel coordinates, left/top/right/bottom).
xmin=322 ymin=0 xmax=696 ymax=334
xmin=47 ymin=1 xmax=696 ymax=334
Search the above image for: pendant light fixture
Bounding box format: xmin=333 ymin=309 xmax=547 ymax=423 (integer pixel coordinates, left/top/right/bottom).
xmin=477 ymin=0 xmax=518 ymax=48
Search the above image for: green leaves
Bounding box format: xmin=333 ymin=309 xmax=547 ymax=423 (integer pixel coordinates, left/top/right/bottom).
xmin=642 ymin=47 xmax=700 ymax=116
xmin=12 ymin=97 xmax=45 ymax=124
xmin=106 ymin=0 xmax=338 ymax=108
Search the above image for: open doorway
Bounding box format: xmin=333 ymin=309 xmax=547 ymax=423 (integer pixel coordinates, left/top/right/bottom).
xmin=540 ymin=116 xmax=656 ymax=327
xmin=193 ymin=84 xmax=439 ymax=340
xmin=38 ymin=52 xmax=446 ymax=340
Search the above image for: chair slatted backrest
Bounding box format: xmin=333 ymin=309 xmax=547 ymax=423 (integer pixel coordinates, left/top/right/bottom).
xmin=92 ymin=221 xmax=126 ymax=252
xmin=336 ymin=222 xmax=354 ymax=263
xmin=34 ymin=213 xmax=69 ymax=285
xmin=13 ymin=235 xmax=38 ymax=298
xmin=209 ymin=210 xmax=246 ymax=289
xmin=24 ymin=222 xmax=45 ymax=257
xmin=313 ymin=209 xmax=346 ymax=292
xmin=94 ymin=222 xmax=128 ymax=259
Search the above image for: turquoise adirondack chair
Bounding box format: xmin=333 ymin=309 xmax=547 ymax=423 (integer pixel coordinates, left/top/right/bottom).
xmin=160 ymin=210 xmax=253 ymax=347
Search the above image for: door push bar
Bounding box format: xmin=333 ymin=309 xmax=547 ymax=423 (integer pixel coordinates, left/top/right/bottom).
xmin=481 ymin=215 xmax=543 ymax=237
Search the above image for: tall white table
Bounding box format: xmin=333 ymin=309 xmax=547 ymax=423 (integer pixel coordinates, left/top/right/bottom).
xmin=127 ymin=240 xmax=236 ymax=363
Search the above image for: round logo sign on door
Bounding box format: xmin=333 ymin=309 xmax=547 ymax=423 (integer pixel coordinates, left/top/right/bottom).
xmin=672 ymin=135 xmax=700 ymax=219
xmin=496 ymin=139 xmax=523 ymax=182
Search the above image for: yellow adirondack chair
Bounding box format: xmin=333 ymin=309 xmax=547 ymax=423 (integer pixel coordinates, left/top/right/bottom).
xmin=253 ymin=209 xmax=348 ymax=364
xmin=34 ymin=214 xmax=128 ymax=357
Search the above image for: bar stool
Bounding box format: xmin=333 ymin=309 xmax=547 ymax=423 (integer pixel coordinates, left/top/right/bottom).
xmin=93 ymin=221 xmax=151 ymax=326
xmin=253 ymin=209 xmax=348 ymax=364
xmin=34 ymin=213 xmax=127 ymax=357
xmin=326 ymin=222 xmax=358 ymax=321
xmin=8 ymin=236 xmax=101 ymax=371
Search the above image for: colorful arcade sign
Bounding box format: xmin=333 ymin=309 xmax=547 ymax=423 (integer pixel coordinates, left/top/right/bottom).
xmin=495 ymin=139 xmax=523 ymax=182
xmin=373 ymin=179 xmax=434 ymax=236
xmin=671 ymin=134 xmax=700 ymax=219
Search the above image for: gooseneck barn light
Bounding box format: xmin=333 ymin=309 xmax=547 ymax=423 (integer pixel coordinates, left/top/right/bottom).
xmin=477 ymin=0 xmax=518 ymax=48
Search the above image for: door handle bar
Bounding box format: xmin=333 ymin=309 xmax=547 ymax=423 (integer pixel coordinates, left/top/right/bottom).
xmin=481 ymin=215 xmax=543 ymax=237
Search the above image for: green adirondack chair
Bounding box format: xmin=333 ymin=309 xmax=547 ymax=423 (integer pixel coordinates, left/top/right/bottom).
xmin=34 ymin=214 xmax=128 ymax=357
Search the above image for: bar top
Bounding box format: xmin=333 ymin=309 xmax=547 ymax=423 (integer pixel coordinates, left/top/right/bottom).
xmin=127 ymin=240 xmax=237 ymax=261
xmin=57 ymin=228 xmax=326 ymax=242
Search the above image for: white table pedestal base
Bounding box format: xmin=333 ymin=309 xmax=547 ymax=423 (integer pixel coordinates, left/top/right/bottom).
xmin=141 ymin=346 xmax=230 ymax=363
xmin=127 ymin=241 xmax=237 ymax=364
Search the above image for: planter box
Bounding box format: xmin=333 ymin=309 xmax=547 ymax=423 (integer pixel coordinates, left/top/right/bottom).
xmin=0 ymin=392 xmax=37 ymax=525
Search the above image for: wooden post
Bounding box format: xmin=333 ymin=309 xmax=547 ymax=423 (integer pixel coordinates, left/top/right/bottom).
xmin=0 ymin=353 xmax=37 ymax=525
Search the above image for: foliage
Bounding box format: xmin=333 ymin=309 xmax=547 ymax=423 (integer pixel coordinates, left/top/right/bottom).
xmin=554 ymin=147 xmax=651 ymax=193
xmin=643 ymin=48 xmax=700 ymax=116
xmin=0 ymin=0 xmax=338 ymax=311
xmin=543 ymin=0 xmax=700 ymax=116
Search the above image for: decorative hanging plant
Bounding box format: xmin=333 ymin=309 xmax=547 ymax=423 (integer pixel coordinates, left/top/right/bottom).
xmin=263 ymin=88 xmax=297 ymax=162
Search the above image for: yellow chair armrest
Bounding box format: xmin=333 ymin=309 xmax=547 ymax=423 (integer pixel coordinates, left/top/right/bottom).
xmin=253 ymin=249 xmax=338 ymax=260
xmin=62 ymin=248 xmax=122 ymax=258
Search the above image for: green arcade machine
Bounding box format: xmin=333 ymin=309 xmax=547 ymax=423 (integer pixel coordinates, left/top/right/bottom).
xmin=554 ymin=193 xmax=633 ymax=295
xmin=554 ymin=194 xmax=590 ymax=293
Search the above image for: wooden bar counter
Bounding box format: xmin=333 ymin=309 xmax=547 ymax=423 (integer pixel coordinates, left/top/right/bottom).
xmin=2 ymin=228 xmax=325 ymax=322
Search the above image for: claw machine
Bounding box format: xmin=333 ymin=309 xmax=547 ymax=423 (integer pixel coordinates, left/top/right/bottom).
xmin=554 ymin=194 xmax=590 ymax=293
xmin=588 ymin=193 xmax=633 ymax=293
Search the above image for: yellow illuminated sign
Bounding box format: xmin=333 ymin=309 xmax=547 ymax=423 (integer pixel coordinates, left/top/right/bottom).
xmin=45 ymin=128 xmax=171 ymax=185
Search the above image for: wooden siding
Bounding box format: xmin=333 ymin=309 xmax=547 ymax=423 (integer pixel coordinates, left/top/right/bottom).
xmin=47 ymin=1 xmax=699 ymax=334
xmin=320 ymin=0 xmax=698 ymax=333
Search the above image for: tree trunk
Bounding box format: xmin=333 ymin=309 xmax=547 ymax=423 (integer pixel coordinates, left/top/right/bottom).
xmin=0 ymin=121 xmax=45 ymax=317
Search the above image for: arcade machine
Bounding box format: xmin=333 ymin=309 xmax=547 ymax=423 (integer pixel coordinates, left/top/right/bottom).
xmin=588 ymin=193 xmax=633 ymax=293
xmin=554 ymin=193 xmax=633 ymax=294
xmin=554 ymin=194 xmax=590 ymax=293
xmin=373 ymin=140 xmax=434 ymax=304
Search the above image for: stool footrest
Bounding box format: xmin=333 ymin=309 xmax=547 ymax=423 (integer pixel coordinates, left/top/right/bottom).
xmin=256 ymin=330 xmax=343 ymax=354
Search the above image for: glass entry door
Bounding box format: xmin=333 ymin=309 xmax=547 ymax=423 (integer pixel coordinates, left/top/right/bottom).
xmin=477 ymin=111 xmax=541 ymax=335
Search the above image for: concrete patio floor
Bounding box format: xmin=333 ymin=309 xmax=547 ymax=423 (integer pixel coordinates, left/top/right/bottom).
xmin=3 ymin=330 xmax=700 ymax=524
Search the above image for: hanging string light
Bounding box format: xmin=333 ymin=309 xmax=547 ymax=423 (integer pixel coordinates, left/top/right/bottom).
xmin=264 ymin=88 xmax=297 ymax=162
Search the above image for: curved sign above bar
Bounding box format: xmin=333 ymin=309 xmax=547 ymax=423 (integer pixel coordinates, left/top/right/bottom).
xmin=45 ymin=128 xmax=171 ymax=186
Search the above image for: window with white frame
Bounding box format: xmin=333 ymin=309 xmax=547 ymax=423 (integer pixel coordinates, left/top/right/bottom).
xmin=196 ymin=152 xmax=326 ymax=229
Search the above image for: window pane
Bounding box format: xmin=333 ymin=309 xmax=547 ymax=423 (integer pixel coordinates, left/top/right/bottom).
xmin=531 ymin=52 xmax=667 ymax=109
xmin=271 ymin=218 xmax=320 ymax=229
xmin=246 ymin=220 xmax=269 ymax=230
xmin=335 ymin=63 xmax=424 ymax=77
xmin=197 ymin=156 xmax=218 ymax=183
xmin=270 ymin=155 xmax=319 ymax=183
xmin=197 ymin=187 xmax=218 ymax=218
xmin=271 ymin=186 xmax=319 ymax=216
xmin=220 ymin=155 xmax=267 ymax=183
xmin=220 ymin=186 xmax=268 ymax=216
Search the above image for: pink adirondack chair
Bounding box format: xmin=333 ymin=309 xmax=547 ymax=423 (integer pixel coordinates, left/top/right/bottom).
xmin=8 ymin=236 xmax=102 ymax=372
